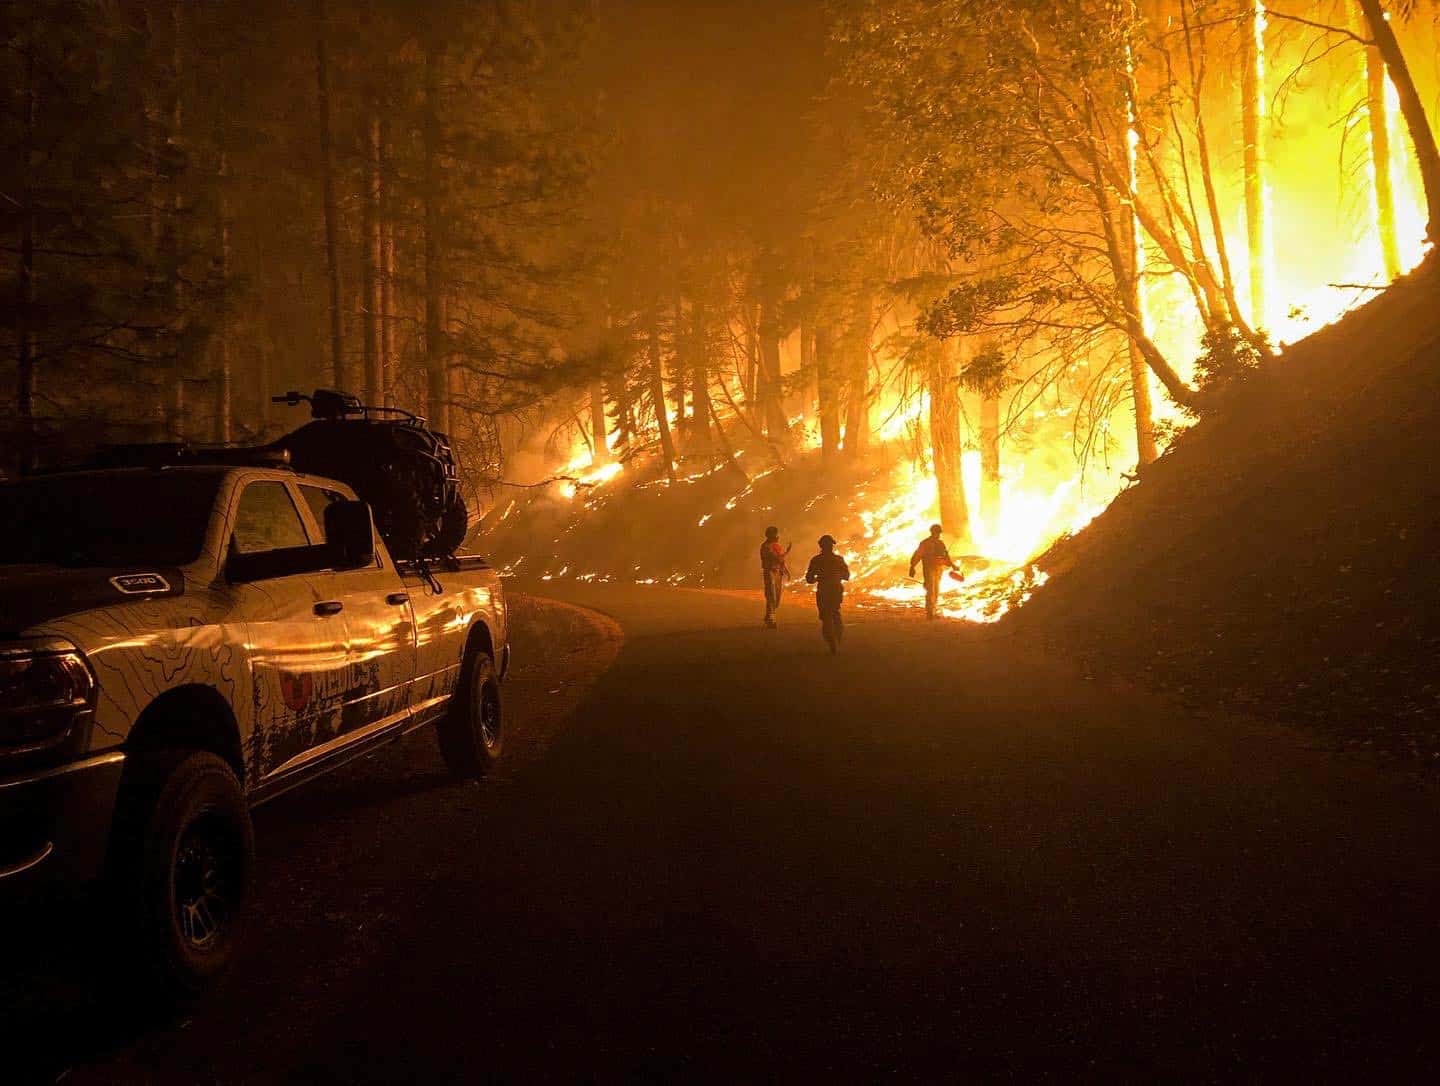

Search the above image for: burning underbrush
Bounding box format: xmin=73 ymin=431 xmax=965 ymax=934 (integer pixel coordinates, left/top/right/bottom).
xmin=479 ymin=438 xmax=1113 ymax=623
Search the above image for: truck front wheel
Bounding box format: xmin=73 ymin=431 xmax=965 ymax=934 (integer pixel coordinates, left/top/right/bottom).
xmin=111 ymin=751 xmax=255 ymax=998
xmin=437 ymin=651 xmax=503 ymax=779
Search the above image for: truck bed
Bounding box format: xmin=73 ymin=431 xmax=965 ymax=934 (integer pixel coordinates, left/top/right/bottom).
xmin=396 ymin=553 xmax=494 ymax=576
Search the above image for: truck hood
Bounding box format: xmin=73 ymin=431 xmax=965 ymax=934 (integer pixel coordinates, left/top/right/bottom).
xmin=0 ymin=565 xmax=186 ymax=636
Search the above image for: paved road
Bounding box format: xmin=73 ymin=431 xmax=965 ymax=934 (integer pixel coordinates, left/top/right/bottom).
xmin=9 ymin=586 xmax=1440 ymax=1079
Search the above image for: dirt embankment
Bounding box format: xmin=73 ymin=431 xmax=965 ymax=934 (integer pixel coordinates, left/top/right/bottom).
xmin=1017 ymin=258 xmax=1440 ymax=763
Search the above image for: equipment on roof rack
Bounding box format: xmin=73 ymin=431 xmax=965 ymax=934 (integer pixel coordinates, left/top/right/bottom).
xmin=267 ymin=390 xmax=469 ymax=562
xmin=81 ymin=443 xmax=293 ymax=470
xmin=74 ymin=390 xmax=469 ymax=561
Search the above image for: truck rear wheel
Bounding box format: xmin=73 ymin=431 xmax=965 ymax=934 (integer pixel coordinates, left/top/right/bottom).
xmin=111 ymin=751 xmax=254 ymax=999
xmin=437 ymin=651 xmax=502 ymax=779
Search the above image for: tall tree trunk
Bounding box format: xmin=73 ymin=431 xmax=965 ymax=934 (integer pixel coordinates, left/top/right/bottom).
xmin=381 ymin=217 xmax=396 ymax=405
xmin=1175 ymin=0 xmax=1256 ymax=345
xmin=163 ymin=0 xmax=187 ymax=438
xmin=1127 ymin=339 xmax=1157 ymax=466
xmin=610 ymin=375 xmax=635 ymax=451
xmin=422 ymin=37 xmax=448 ymax=431
xmin=1240 ymin=0 xmax=1269 ymax=329
xmin=1365 ymin=35 xmax=1402 ymax=280
xmin=670 ymin=298 xmax=689 ymax=449
xmin=15 ymin=39 xmax=36 ymax=471
xmin=927 ymin=340 xmax=969 ymax=544
xmin=256 ymin=339 xmax=271 ymax=440
xmin=843 ymin=289 xmax=872 ymax=457
xmin=798 ymin=257 xmax=818 ymax=428
xmin=647 ymin=309 xmax=677 ymax=482
xmin=606 ymin=306 xmax=634 ymax=453
xmin=141 ymin=1 xmax=167 ymax=433
xmin=815 ymin=325 xmax=841 ymax=461
xmin=798 ymin=317 xmax=815 ymax=427
xmin=707 ymin=395 xmax=747 ymax=480
xmin=742 ymin=314 xmax=758 ymax=406
xmin=362 ymin=105 xmax=383 ymax=405
xmin=215 ymin=144 xmax=232 ymax=443
xmin=380 ymin=113 xmax=396 ymax=407
xmin=1120 ymin=198 xmax=1158 ymax=466
xmin=980 ymin=389 xmax=1001 ymax=531
xmin=689 ymin=296 xmax=712 ymax=454
xmin=588 ymin=380 xmax=612 ymax=465
xmin=1357 ymin=0 xmax=1440 ymax=243
xmin=1087 ymin=130 xmax=1199 ymax=413
xmin=1121 ymin=73 xmax=1159 ymax=466
xmin=757 ymin=283 xmax=790 ymax=443
xmin=314 ymin=0 xmax=345 ymax=389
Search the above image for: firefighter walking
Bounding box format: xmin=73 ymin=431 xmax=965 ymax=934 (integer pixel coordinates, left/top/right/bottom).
xmin=805 ymin=534 xmax=851 ymax=653
xmin=759 ymin=526 xmax=791 ymax=628
xmin=909 ymin=523 xmax=961 ymax=620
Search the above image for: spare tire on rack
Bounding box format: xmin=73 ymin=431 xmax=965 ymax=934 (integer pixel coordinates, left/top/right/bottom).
xmin=268 ymin=390 xmax=470 ymax=561
xmin=434 ymin=493 xmax=470 ymax=556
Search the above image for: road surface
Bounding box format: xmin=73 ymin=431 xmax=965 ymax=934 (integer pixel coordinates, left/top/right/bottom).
xmin=7 ymin=585 xmax=1440 ymax=1080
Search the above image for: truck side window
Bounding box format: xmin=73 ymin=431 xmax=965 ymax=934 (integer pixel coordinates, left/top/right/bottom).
xmin=299 ymin=485 xmax=346 ymax=531
xmin=231 ymin=482 xmax=311 ymax=556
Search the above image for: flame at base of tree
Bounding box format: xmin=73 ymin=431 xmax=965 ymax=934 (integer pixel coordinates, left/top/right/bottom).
xmin=832 ymin=459 xmax=1104 ymax=623
xmin=846 ymin=460 xmax=1104 ymax=568
xmin=497 ymin=423 xmax=1113 ymax=626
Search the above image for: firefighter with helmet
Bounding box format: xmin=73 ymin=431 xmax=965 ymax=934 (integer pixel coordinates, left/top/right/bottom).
xmin=909 ymin=523 xmax=961 ymax=620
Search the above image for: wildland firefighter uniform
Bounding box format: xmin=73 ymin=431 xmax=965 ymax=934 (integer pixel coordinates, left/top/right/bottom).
xmin=909 ymin=524 xmax=960 ymax=619
xmin=805 ymin=535 xmax=851 ymax=653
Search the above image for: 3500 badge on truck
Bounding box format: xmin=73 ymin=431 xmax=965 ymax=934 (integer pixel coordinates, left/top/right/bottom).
xmin=0 ymin=462 xmax=509 ymax=996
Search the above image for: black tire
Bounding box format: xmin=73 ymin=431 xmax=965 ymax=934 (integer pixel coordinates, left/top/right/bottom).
xmin=110 ymin=751 xmax=254 ymax=999
xmin=431 ymin=494 xmax=470 ymax=558
xmin=437 ymin=650 xmax=502 ymax=779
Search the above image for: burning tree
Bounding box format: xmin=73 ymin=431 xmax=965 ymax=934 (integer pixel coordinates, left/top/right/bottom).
xmin=5 ymin=0 xmax=1437 ymax=619
xmin=838 ymin=0 xmax=1392 ymax=464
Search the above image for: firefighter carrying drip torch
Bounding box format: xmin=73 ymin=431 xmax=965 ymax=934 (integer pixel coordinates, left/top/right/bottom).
xmin=908 ymin=523 xmax=962 ymax=620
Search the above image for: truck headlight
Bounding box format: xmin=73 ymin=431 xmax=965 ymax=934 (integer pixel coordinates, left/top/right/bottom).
xmin=0 ymin=640 xmax=96 ymax=752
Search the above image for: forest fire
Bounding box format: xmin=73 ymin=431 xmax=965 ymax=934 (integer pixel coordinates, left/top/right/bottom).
xmin=8 ymin=0 xmax=1435 ymax=634
xmin=493 ymin=409 xmax=1116 ymax=624
xmin=10 ymin=0 xmax=1440 ymax=1077
xmin=473 ymin=0 xmax=1437 ymax=627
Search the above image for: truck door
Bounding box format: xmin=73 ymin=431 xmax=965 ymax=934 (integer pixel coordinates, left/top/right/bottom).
xmin=405 ymin=570 xmax=498 ymax=725
xmin=224 ymin=478 xmax=350 ymax=780
xmin=297 ymin=483 xmax=418 ymax=740
xmin=406 ymin=579 xmax=468 ymax=723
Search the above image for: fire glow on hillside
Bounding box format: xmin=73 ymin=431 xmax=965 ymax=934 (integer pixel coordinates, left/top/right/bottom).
xmin=481 ymin=4 xmax=1436 ymax=627
xmin=496 ymin=144 xmax=1428 ymax=624
xmin=502 ymin=432 xmax=1111 ymax=622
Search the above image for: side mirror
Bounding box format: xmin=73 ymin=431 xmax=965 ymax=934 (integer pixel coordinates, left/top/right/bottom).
xmin=325 ymin=500 xmax=376 ymax=569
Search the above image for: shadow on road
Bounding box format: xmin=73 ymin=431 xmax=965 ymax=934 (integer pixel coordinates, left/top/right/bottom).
xmin=7 ymin=588 xmax=1440 ymax=1080
xmin=1 ymin=593 xmax=623 ymax=1084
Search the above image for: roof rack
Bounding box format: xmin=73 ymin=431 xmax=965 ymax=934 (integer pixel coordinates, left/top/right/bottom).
xmin=80 ymin=442 xmax=294 ymax=471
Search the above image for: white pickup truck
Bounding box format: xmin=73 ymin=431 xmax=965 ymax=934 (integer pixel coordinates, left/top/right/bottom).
xmin=0 ymin=462 xmax=509 ymax=994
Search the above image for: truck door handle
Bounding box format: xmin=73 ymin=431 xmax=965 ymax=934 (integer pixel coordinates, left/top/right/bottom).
xmin=386 ymin=592 xmax=410 ymax=606
xmin=314 ymin=601 xmax=344 ymax=616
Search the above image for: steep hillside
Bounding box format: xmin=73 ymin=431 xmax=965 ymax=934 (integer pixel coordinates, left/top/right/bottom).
xmin=480 ymin=451 xmax=906 ymax=589
xmin=1017 ymin=258 xmax=1440 ymax=761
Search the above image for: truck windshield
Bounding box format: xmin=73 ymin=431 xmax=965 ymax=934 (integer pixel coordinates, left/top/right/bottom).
xmin=0 ymin=472 xmax=220 ymax=567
